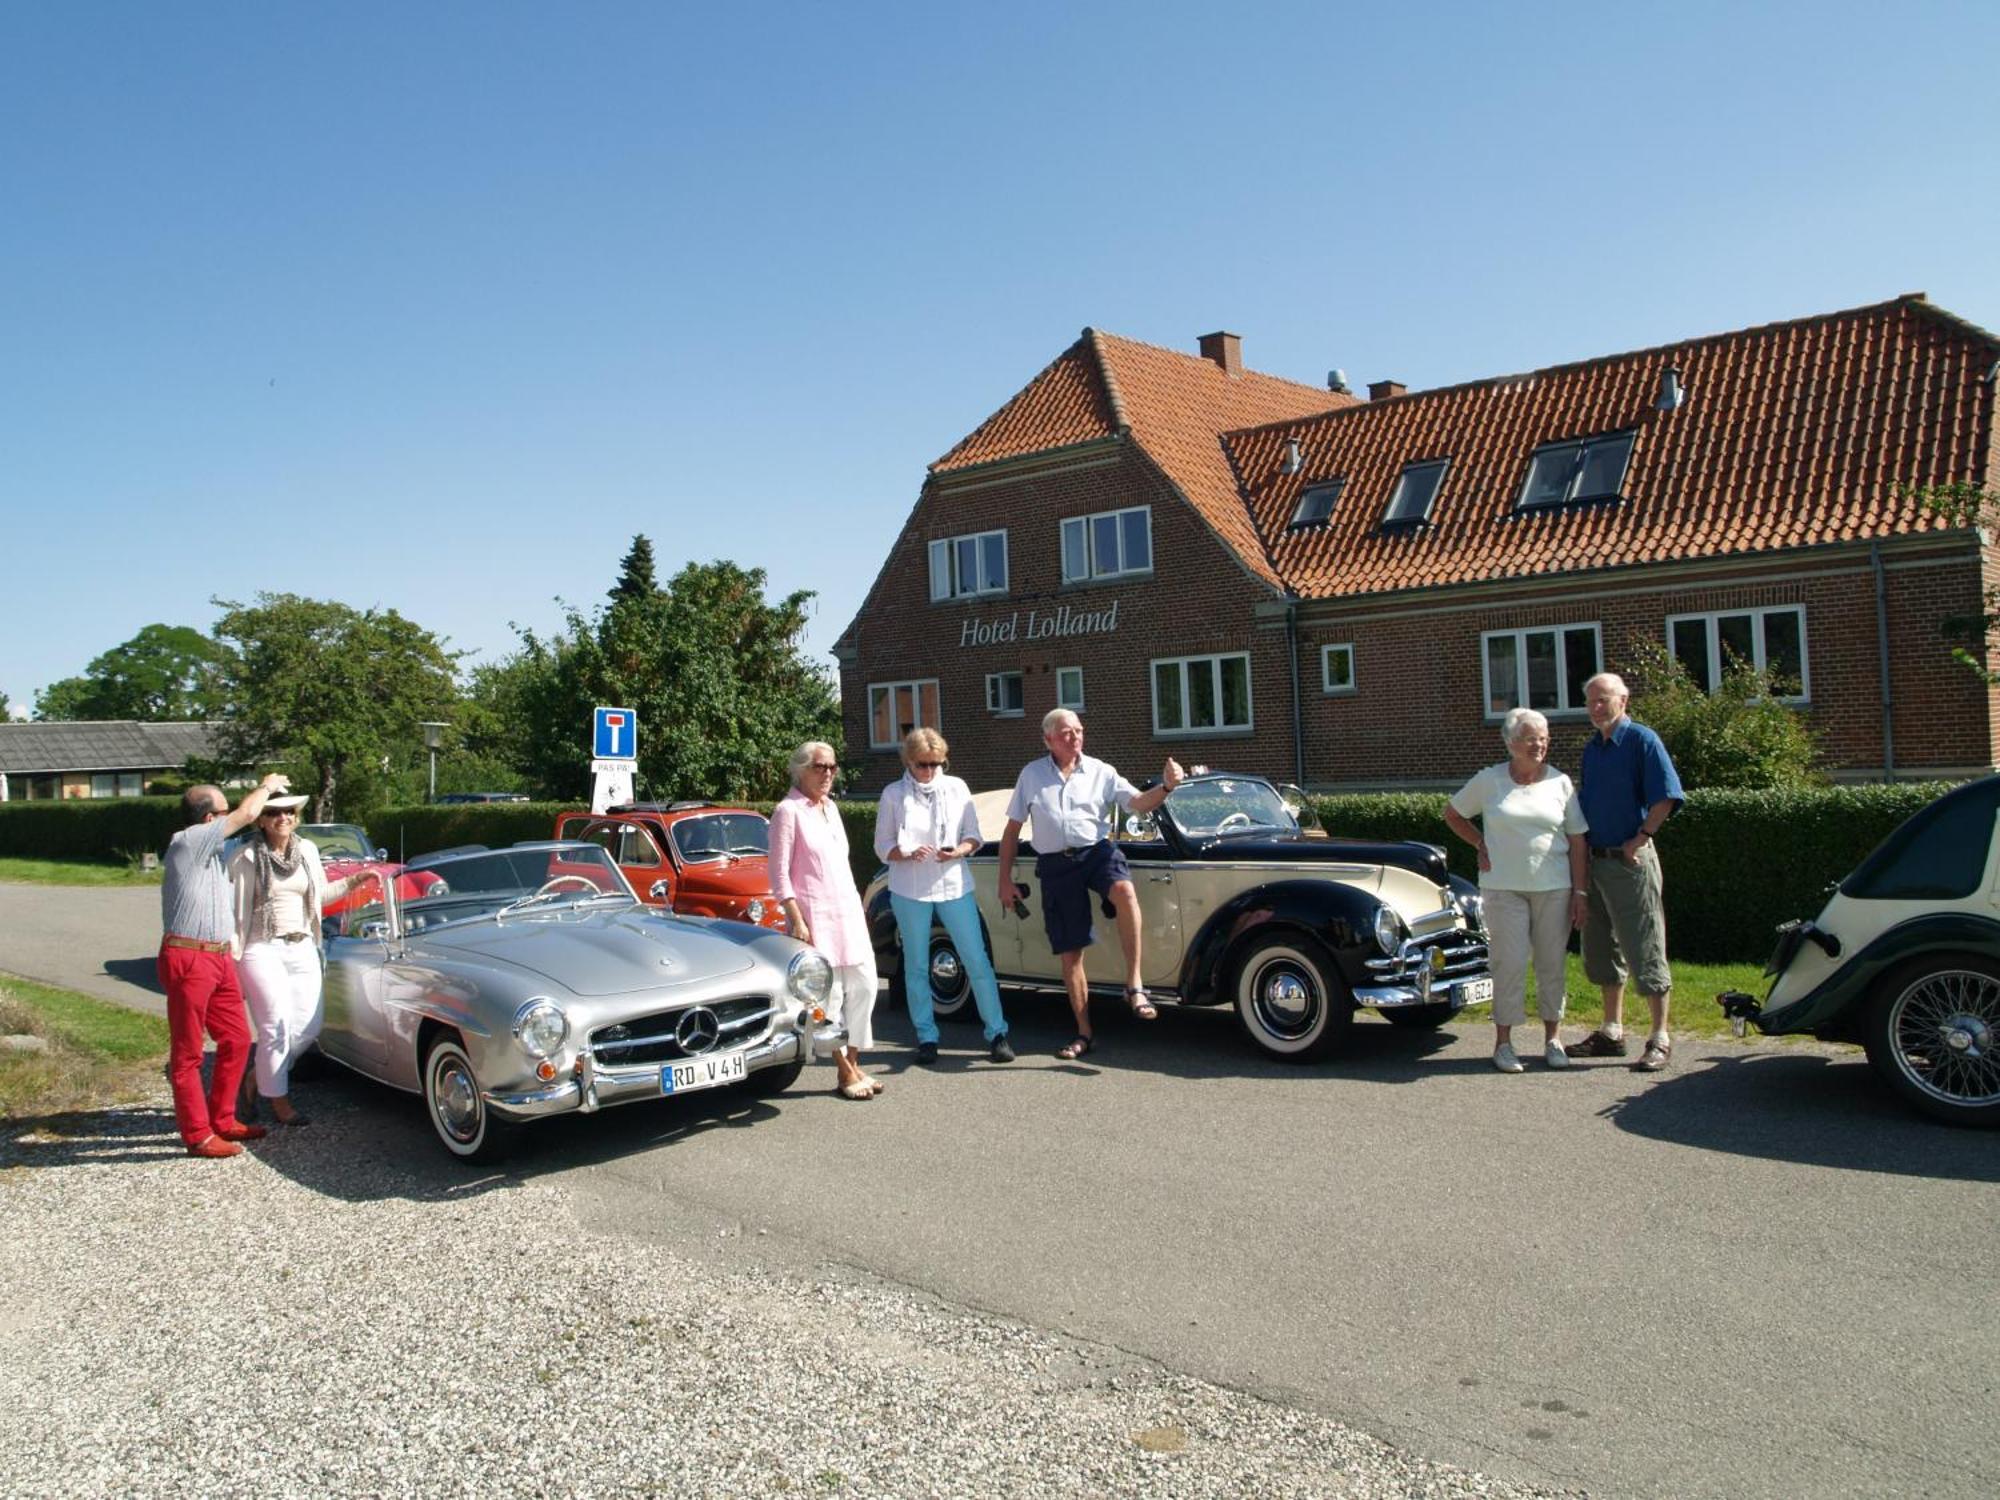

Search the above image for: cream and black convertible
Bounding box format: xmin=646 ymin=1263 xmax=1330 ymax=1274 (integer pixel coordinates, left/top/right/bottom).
xmin=866 ymin=773 xmax=1492 ymax=1060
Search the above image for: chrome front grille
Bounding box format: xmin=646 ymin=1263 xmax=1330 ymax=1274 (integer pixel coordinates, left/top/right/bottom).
xmin=589 ymin=996 xmax=774 ymax=1067
xmin=1363 ymin=929 xmax=1490 ymax=986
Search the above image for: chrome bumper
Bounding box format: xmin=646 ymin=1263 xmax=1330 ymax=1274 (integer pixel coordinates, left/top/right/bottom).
xmin=483 ymin=1029 xmax=807 ymax=1121
xmin=1357 ymin=927 xmax=1490 ymax=1008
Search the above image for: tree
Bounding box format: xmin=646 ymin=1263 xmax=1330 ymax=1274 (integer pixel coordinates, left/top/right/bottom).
xmin=1627 ymin=639 xmax=1822 ymax=788
xmin=1911 ymin=482 xmax=2000 ymax=682
xmin=0 ymin=688 xmax=11 ymax=720
xmin=610 ymin=534 xmax=659 ymax=606
xmin=512 ymin=550 xmax=840 ymax=802
xmin=208 ymin=594 xmax=461 ymax=821
xmin=29 ymin=624 xmax=222 ymax=721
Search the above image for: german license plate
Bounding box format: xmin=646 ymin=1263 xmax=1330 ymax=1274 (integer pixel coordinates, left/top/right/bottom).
xmin=1456 ymin=978 xmax=1494 ymax=1006
xmin=661 ymin=1047 xmax=748 ymax=1095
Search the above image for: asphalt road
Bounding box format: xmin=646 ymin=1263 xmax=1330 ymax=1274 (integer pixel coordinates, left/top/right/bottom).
xmin=6 ymin=881 xmax=1996 ymax=1499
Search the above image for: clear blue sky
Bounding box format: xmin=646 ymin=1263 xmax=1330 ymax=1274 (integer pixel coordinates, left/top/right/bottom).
xmin=5 ymin=1 xmax=1996 ymax=717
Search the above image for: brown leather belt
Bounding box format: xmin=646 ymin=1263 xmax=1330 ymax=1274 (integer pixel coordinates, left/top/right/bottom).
xmin=163 ymin=935 xmax=230 ymax=954
xmin=273 ymin=931 xmax=312 ymax=944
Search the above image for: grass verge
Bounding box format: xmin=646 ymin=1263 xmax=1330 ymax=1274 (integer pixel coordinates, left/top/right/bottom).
xmin=1521 ymin=954 xmax=1770 ymax=1041
xmin=0 ymin=855 xmax=163 ymax=887
xmin=0 ymin=972 xmax=170 ymax=1119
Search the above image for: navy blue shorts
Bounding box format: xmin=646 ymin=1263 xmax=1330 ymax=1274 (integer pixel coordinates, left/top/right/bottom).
xmin=1034 ymin=841 xmax=1131 ymax=955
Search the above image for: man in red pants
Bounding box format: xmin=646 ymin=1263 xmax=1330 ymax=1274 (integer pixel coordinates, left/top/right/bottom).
xmin=158 ymin=773 xmax=290 ymax=1157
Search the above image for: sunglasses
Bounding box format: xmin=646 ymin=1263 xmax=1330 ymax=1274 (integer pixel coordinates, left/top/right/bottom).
xmin=808 ymin=762 xmax=838 ymax=773
xmin=912 ymin=760 xmax=945 ymax=769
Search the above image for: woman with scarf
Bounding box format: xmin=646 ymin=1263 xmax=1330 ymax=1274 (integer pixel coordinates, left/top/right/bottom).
xmin=228 ymin=794 xmax=359 ymax=1125
xmin=874 ymin=727 xmax=1012 ymax=1066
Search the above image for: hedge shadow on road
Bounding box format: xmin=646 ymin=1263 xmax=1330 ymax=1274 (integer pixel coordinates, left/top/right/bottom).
xmin=1597 ymin=1050 xmax=2000 ymax=1183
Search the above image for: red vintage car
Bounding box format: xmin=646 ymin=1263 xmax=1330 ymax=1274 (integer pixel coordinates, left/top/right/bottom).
xmin=300 ymin=823 xmax=445 ymax=917
xmin=553 ymin=803 xmax=788 ymax=932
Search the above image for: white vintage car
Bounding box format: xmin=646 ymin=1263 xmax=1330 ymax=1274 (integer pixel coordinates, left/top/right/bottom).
xmin=1721 ymin=775 xmax=2000 ymax=1126
xmin=865 ymin=773 xmax=1491 ymax=1060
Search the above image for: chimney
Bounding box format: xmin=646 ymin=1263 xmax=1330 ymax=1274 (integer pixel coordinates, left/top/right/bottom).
xmin=1198 ymin=331 xmax=1243 ymax=377
xmin=1368 ymin=379 xmax=1406 ymax=402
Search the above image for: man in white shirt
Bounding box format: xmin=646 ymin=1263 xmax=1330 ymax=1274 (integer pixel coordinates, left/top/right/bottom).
xmin=997 ymin=709 xmax=1182 ymax=1059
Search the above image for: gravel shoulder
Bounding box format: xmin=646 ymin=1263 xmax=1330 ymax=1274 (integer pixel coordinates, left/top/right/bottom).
xmin=2 ymin=1076 xmax=1580 ymax=1500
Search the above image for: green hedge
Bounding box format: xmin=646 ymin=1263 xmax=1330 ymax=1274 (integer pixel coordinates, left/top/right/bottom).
xmin=0 ymin=797 xmax=187 ymax=862
xmin=1310 ymin=783 xmax=1952 ymax=962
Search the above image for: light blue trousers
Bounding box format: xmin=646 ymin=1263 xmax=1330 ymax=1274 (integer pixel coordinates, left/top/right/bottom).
xmin=891 ymin=888 xmax=1008 ymax=1044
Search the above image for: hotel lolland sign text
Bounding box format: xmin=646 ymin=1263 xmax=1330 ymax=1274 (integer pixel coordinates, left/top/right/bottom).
xmin=959 ymin=599 xmax=1120 ymax=648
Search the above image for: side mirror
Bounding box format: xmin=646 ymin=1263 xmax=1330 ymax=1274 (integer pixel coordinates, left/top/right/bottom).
xmin=374 ymin=847 xmax=389 ymax=861
xmin=1124 ymin=812 xmax=1158 ymax=839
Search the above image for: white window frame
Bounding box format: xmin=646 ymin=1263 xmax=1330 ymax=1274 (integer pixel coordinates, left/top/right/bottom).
xmin=867 ymin=678 xmax=941 ymax=750
xmin=1516 ymin=429 xmax=1636 ymax=510
xmin=1381 ymin=459 xmax=1448 ymax=526
xmin=1321 ymin=643 xmax=1356 ymax=696
xmin=1665 ymin=605 xmax=1810 ymax=703
xmin=1150 ymin=651 xmax=1253 ymax=737
xmin=1060 ymin=505 xmax=1153 ymax=583
xmin=928 ymin=529 xmax=1008 ymax=602
xmin=1055 ymin=665 xmax=1085 ymax=712
xmin=985 ymin=670 xmax=1025 ymax=717
xmin=1481 ymin=623 xmax=1602 ymax=719
xmin=1289 ymin=479 xmax=1345 ymax=529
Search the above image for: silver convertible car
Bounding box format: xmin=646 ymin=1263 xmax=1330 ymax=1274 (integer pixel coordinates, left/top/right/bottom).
xmin=319 ymin=842 xmax=831 ymax=1161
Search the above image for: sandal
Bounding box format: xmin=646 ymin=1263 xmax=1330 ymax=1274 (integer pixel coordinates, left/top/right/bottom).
xmin=1127 ymin=988 xmax=1158 ymax=1021
xmin=1056 ymin=1035 xmax=1095 ymax=1060
xmin=861 ymin=1074 xmax=885 ymax=1095
xmin=838 ymin=1078 xmax=875 ymax=1100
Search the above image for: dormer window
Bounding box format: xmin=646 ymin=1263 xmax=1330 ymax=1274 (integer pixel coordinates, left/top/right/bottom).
xmin=1381 ymin=459 xmax=1448 ymax=527
xmin=1517 ymin=430 xmax=1635 ymax=509
xmin=1288 ymin=478 xmax=1344 ymax=529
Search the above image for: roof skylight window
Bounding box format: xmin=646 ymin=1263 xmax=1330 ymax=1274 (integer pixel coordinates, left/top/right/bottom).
xmin=1517 ymin=430 xmax=1636 ymax=509
xmin=1380 ymin=460 xmax=1448 ymax=527
xmin=1288 ymin=478 xmax=1344 ymax=529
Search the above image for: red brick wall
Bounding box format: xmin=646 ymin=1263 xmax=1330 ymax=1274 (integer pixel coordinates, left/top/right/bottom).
xmin=838 ymin=444 xmax=1297 ymax=792
xmin=1295 ymin=540 xmax=1994 ymax=788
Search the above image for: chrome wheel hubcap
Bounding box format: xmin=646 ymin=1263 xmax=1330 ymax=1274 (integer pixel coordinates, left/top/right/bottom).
xmin=433 ymin=1058 xmax=481 ymax=1142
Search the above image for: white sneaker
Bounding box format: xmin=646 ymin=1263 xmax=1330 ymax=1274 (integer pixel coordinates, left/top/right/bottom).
xmin=1544 ymin=1040 xmax=1570 ymax=1069
xmin=1493 ymin=1043 xmax=1525 ymax=1074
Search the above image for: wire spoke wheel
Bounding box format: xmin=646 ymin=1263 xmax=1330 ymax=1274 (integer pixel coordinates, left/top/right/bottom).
xmin=1865 ymin=956 xmax=2000 ymax=1126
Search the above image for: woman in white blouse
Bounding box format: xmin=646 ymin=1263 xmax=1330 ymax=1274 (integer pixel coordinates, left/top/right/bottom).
xmin=873 ymin=728 xmax=1012 ymax=1065
xmin=228 ymin=794 xmax=359 ymax=1124
xmin=1444 ymin=707 xmax=1590 ymax=1073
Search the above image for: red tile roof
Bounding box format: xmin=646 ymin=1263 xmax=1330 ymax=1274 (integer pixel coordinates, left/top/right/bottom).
xmin=933 ymin=329 xmax=1352 ymax=588
xmin=1232 ymin=295 xmax=2000 ymax=600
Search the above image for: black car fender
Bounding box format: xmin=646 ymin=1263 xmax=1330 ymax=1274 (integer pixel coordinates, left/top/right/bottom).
xmin=1759 ymin=910 xmax=2000 ymax=1041
xmin=1180 ymin=879 xmax=1383 ymax=1005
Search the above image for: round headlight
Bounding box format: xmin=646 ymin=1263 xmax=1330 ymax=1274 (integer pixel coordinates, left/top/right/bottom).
xmin=513 ymin=999 xmax=569 ymax=1059
xmin=746 ymin=897 xmax=767 ymax=924
xmin=787 ymin=948 xmax=832 ymax=1006
xmin=1373 ymin=905 xmax=1406 ymax=956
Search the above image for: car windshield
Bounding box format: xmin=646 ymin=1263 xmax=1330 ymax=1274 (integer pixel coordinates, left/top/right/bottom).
xmin=672 ymin=813 xmax=770 ymax=863
xmin=301 ymin=824 xmax=373 ymax=860
xmin=396 ymin=843 xmax=638 ymax=932
xmin=1160 ymin=777 xmax=1300 ymax=840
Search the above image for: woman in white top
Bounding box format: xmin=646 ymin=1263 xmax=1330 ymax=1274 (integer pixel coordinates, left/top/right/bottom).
xmin=873 ymin=728 xmax=1011 ymax=1064
xmin=1444 ymin=708 xmax=1590 ymax=1073
xmin=228 ymin=794 xmax=358 ymax=1124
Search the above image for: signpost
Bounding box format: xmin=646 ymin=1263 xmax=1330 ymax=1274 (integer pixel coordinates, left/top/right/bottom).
xmin=590 ymin=707 xmax=638 ymax=813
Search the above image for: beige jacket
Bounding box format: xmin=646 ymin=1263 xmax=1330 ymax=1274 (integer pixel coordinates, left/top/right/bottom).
xmin=227 ymin=836 xmax=334 ymax=958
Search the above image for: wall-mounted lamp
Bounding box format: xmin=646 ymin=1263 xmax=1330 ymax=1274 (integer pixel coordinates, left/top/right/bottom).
xmin=1657 ymin=366 xmax=1685 ymax=411
xmin=1281 ymin=436 xmax=1303 ymax=475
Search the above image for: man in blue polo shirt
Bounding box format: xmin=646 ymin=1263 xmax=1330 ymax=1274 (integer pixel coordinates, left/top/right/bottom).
xmin=996 ymin=708 xmax=1182 ymax=1061
xmin=1570 ymin=672 xmax=1685 ymax=1072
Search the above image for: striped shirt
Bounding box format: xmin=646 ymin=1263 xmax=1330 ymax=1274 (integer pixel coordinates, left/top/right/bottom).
xmin=160 ymin=818 xmax=238 ymax=944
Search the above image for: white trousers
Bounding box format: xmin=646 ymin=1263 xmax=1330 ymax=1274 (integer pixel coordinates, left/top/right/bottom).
xmin=1483 ymin=887 xmax=1572 ymax=1028
xmin=826 ymin=957 xmax=879 ymax=1052
xmin=239 ymin=939 xmax=324 ymax=1098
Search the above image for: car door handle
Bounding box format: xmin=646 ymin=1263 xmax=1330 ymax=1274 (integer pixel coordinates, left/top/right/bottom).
xmin=1147 ymin=874 xmax=1174 ymax=883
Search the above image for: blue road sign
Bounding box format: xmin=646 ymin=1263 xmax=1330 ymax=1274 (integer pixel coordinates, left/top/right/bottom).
xmin=593 ymin=706 xmax=638 ymax=761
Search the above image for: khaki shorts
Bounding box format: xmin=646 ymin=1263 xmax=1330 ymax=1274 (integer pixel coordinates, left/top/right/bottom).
xmin=1582 ymin=843 xmax=1671 ymax=996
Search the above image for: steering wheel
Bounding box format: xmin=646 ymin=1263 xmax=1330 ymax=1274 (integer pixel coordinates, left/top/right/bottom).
xmin=534 ymin=875 xmax=600 ymax=898
xmin=1214 ymin=811 xmax=1256 ymax=834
